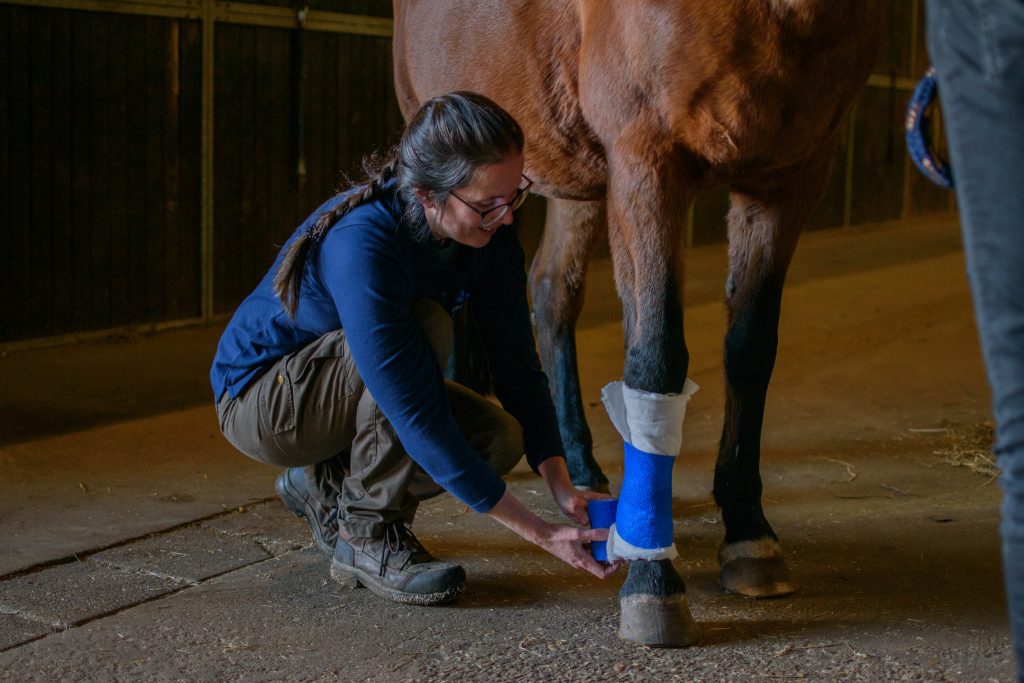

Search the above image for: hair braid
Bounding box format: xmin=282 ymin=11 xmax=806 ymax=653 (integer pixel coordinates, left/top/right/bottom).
xmin=273 ymin=150 xmax=399 ymax=318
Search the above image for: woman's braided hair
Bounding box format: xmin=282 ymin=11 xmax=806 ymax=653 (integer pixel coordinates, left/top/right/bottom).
xmin=274 ymin=91 xmax=524 ymax=318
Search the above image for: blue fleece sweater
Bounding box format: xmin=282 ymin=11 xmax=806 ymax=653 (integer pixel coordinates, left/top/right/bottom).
xmin=211 ymin=184 xmax=564 ymax=512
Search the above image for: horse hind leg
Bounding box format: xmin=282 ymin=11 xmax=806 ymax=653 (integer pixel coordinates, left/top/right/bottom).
xmin=528 ymin=197 xmax=609 ymax=491
xmin=714 ymin=162 xmax=830 ymax=597
xmin=715 ymin=245 xmax=795 ymax=597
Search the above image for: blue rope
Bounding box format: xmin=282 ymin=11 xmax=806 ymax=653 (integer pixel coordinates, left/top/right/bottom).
xmin=905 ymin=66 xmax=954 ymax=189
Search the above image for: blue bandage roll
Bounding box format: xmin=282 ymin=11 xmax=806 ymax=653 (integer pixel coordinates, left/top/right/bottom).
xmin=617 ymin=442 xmax=675 ymax=550
xmin=587 ymin=498 xmax=618 ymax=561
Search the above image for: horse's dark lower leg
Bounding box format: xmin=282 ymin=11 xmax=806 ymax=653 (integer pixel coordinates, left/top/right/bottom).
xmin=714 ymin=277 xmax=795 ymax=596
xmin=712 ymin=182 xmax=822 ymax=597
xmin=529 ymin=198 xmax=608 ymax=490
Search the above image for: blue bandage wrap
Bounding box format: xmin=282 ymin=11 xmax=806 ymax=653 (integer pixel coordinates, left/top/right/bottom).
xmin=617 ymin=442 xmax=675 ymax=550
xmin=587 ymin=498 xmax=618 ymax=561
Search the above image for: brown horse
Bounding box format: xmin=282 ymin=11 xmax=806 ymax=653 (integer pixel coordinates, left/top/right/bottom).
xmin=394 ymin=0 xmax=881 ymax=646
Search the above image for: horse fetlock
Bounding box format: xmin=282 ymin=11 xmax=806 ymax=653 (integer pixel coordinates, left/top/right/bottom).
xmin=718 ymin=538 xmax=796 ymax=598
xmin=620 ymin=558 xmax=686 ymax=597
xmin=619 ymin=592 xmax=701 ymax=647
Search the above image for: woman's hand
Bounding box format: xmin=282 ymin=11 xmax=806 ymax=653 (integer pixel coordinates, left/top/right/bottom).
xmin=486 ymin=489 xmax=622 ymax=579
xmin=534 ymin=521 xmax=620 ymax=579
xmin=538 ymin=457 xmax=611 ymax=525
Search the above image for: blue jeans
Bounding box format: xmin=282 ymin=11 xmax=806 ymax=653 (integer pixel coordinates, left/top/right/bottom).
xmin=927 ymin=1 xmax=1024 ymax=679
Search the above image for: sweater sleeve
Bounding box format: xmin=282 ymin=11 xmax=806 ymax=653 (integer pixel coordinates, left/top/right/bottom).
xmin=319 ymin=225 xmax=506 ymax=512
xmin=472 ymin=227 xmax=566 ymax=472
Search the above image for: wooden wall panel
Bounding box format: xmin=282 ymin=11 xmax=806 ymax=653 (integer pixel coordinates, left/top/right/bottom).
xmin=251 ymin=25 xmax=274 ymax=305
xmin=212 ymin=24 xmax=403 ymax=314
xmin=29 ymin=9 xmax=55 ymax=337
xmin=235 ymin=24 xmax=257 ymax=308
xmin=175 ymin=20 xmax=203 ymax=322
xmin=108 ymin=15 xmax=132 ymax=327
xmin=69 ymin=11 xmax=93 ymax=331
xmin=1 ymin=6 xmax=202 ymax=342
xmin=805 ymin=122 xmax=850 ymax=232
xmin=914 ymin=0 xmax=930 ymax=76
xmin=125 ymin=16 xmax=150 ymax=323
xmin=213 ymin=23 xmax=242 ymax=317
xmin=0 ymin=6 xmax=9 ymax=342
xmin=7 ymin=8 xmax=33 ymax=340
xmin=87 ymin=11 xmax=113 ymax=330
xmin=876 ymin=0 xmax=916 ymax=79
xmin=850 ymin=85 xmax=908 ymax=225
xmin=237 ymin=0 xmax=392 ymax=18
xmin=143 ymin=18 xmax=166 ymax=321
xmin=0 ymin=0 xmax=954 ymax=344
xmin=50 ymin=10 xmax=73 ymax=334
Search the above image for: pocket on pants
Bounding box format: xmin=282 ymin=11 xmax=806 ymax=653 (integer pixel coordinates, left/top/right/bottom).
xmin=292 ymin=330 xmax=359 ymax=399
xmin=260 ymin=367 xmax=297 ymax=435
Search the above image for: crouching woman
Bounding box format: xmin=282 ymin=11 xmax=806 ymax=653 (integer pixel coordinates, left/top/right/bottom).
xmin=211 ymin=91 xmax=617 ymax=604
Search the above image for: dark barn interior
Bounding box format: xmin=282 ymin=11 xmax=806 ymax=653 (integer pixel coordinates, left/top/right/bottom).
xmin=0 ymin=1 xmax=1013 ymax=680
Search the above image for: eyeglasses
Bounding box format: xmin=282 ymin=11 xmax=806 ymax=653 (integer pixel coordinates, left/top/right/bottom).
xmin=448 ymin=175 xmax=533 ymax=228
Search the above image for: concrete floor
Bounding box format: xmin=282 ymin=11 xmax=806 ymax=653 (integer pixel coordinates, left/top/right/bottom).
xmin=0 ymin=216 xmax=1015 ymax=681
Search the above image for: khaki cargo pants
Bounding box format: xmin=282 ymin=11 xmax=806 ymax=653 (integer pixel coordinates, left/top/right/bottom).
xmin=217 ymin=299 xmax=524 ymax=538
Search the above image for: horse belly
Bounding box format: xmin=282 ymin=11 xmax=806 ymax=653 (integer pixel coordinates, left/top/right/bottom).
xmin=393 ymin=0 xmax=607 ymax=200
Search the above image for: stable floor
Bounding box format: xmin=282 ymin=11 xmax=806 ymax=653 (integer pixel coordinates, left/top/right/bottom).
xmin=0 ymin=216 xmax=1013 ymax=681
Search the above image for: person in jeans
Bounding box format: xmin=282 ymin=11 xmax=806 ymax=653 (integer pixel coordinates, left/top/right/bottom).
xmin=211 ymin=91 xmax=618 ymax=605
xmin=927 ymin=1 xmax=1024 ymax=679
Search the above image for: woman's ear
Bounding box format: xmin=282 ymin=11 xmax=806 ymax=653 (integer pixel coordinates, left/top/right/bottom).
xmin=414 ymin=188 xmax=436 ymax=210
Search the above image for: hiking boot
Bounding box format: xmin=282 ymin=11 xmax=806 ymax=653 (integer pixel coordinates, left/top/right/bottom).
xmin=330 ymin=521 xmax=465 ymax=605
xmin=275 ymin=467 xmax=338 ymax=554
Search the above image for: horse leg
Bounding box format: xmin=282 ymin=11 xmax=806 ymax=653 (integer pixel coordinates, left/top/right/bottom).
xmin=714 ymin=161 xmax=832 ymax=597
xmin=602 ymin=140 xmax=699 ymax=647
xmin=528 ymin=198 xmax=608 ymax=491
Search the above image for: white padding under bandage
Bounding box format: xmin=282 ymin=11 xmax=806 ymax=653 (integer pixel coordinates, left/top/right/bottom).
xmin=606 ymin=523 xmax=679 ymax=562
xmin=601 ymin=379 xmax=699 ymax=456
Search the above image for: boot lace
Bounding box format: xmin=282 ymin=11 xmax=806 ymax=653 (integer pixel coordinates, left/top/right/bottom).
xmin=379 ymin=521 xmax=422 ymax=577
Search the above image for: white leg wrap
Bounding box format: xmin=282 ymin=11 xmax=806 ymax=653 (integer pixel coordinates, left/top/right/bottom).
xmin=601 ymin=379 xmax=699 ymax=456
xmin=600 ymin=380 xmax=699 ymax=562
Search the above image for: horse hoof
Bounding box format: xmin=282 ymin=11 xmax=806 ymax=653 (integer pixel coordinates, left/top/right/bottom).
xmin=619 ymin=593 xmax=701 ymax=647
xmin=718 ymin=539 xmax=796 ymax=598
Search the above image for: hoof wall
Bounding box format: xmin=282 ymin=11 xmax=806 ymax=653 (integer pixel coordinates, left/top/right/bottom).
xmin=720 ymin=555 xmax=796 ymax=597
xmin=619 ymin=593 xmax=701 ymax=647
